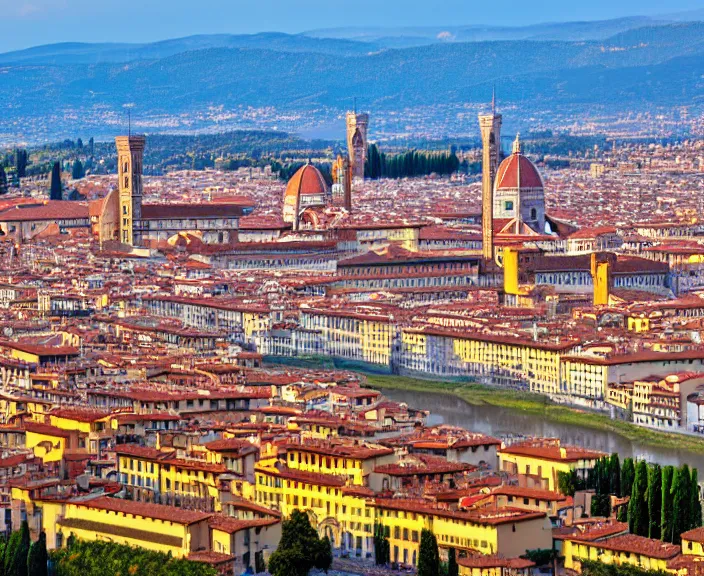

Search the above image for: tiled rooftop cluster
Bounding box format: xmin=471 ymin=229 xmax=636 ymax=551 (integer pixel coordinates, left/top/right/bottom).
xmin=0 ymin=133 xmax=704 ymax=574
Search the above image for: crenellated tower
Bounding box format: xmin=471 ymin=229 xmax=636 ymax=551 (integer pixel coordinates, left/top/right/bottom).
xmin=346 ymin=112 xmax=369 ymax=179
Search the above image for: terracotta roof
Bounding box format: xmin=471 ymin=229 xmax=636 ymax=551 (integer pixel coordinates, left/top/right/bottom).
xmin=0 ymin=201 xmax=89 ymax=222
xmin=70 ymin=496 xmax=212 ymax=525
xmin=499 ymin=439 xmax=605 ymax=463
xmin=208 ymin=515 xmax=279 ymax=534
xmin=375 ymin=455 xmax=475 ymax=476
xmin=256 ymin=464 xmax=347 ymax=488
xmin=49 ymin=407 xmax=112 ymax=422
xmin=458 ymin=555 xmax=535 ymax=569
xmin=373 ymin=498 xmax=546 ymax=526
xmin=203 ymin=438 xmax=258 ymax=454
xmin=0 ymin=340 xmax=80 ymax=357
xmin=284 ymin=164 xmax=328 ymax=200
xmin=495 ymin=153 xmax=543 ymax=190
xmin=141 ymin=200 xmax=253 ymax=220
xmin=681 ymin=526 xmax=704 ymax=543
xmin=490 ymin=486 xmax=567 ymax=502
xmin=568 ymin=534 xmax=680 ymax=559
xmin=284 ymin=439 xmax=393 ymax=460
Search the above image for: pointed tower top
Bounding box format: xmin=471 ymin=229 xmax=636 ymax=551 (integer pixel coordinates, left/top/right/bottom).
xmin=491 ymin=85 xmax=496 ymax=116
xmin=513 ymin=133 xmax=522 ymax=154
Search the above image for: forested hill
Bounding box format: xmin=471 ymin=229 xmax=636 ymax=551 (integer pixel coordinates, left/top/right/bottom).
xmin=1 ymin=20 xmax=703 ymax=142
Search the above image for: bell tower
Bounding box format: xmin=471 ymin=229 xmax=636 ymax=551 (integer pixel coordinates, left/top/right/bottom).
xmin=346 ymin=111 xmax=369 ymax=179
xmin=115 ymin=135 xmax=146 ymax=246
xmin=478 ymin=90 xmax=502 ymax=261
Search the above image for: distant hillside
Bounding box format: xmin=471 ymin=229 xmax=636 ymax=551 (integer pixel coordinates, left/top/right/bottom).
xmin=0 ymin=20 xmax=703 ymax=143
xmin=305 ymin=16 xmax=669 ymax=45
xmin=0 ymin=32 xmax=375 ymax=65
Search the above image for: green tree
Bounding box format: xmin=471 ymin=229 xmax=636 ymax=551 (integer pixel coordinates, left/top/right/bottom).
xmin=691 ymin=468 xmax=702 ymax=530
xmin=558 ymin=470 xmax=577 ymax=496
xmin=71 ymin=160 xmax=84 ymax=180
xmin=49 ymin=161 xmax=62 ymax=201
xmin=673 ymin=464 xmax=692 ymax=544
xmin=314 ymin=536 xmax=332 ymax=573
xmin=50 ymin=538 xmax=216 ymax=576
xmin=0 ymin=167 xmax=7 ymax=195
xmin=609 ymin=454 xmax=621 ymax=497
xmin=15 ymin=149 xmax=28 ymax=178
xmin=647 ymin=463 xmax=662 ymax=539
xmin=629 ymin=460 xmax=649 ymax=537
xmin=661 ymin=466 xmax=676 ymax=543
xmin=4 ymin=531 xmax=21 ymax=576
xmin=268 ymin=510 xmax=326 ymax=576
xmin=448 ymin=547 xmax=458 ymax=576
xmin=4 ymin=521 xmax=30 ymax=576
xmin=374 ymin=523 xmax=390 ymax=565
xmin=621 ymin=458 xmax=636 ymax=499
xmin=27 ymin=532 xmax=48 ymax=576
xmin=417 ymin=529 xmax=439 ymax=576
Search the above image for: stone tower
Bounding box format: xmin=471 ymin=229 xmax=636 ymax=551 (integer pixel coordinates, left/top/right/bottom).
xmin=115 ymin=135 xmax=146 ymax=246
xmin=332 ymin=155 xmax=352 ymax=212
xmin=346 ymin=112 xmax=369 ymax=179
xmin=478 ymin=92 xmax=502 ymax=261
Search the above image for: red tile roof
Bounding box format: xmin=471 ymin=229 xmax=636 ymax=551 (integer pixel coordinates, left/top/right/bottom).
xmin=141 ymin=200 xmax=253 ymax=220
xmin=208 ymin=515 xmax=279 ymax=534
xmin=495 ymin=153 xmax=543 ymax=190
xmin=458 ymin=555 xmax=535 ymax=569
xmin=0 ymin=201 xmax=89 ymax=222
xmin=71 ymin=496 xmax=212 ymax=525
xmin=569 ymin=534 xmax=680 ymax=559
xmin=499 ymin=438 xmax=605 ymax=463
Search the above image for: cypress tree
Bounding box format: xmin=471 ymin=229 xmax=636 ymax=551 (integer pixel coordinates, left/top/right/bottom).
xmin=27 ymin=532 xmax=48 ymax=576
xmin=621 ymin=458 xmax=635 ymax=499
xmin=71 ymin=159 xmax=84 ymax=180
xmin=5 ymin=521 xmax=31 ymax=576
xmin=0 ymin=167 xmax=7 ymax=195
xmin=417 ymin=528 xmax=439 ymax=576
xmin=647 ymin=463 xmax=662 ymax=539
xmin=673 ymin=464 xmax=692 ymax=543
xmin=4 ymin=530 xmax=21 ymax=576
xmin=629 ymin=460 xmax=649 ymax=537
xmin=662 ymin=466 xmax=676 ymax=542
xmin=691 ymin=468 xmax=702 ymax=530
xmin=609 ymin=454 xmax=621 ymax=497
xmin=448 ymin=547 xmax=458 ymax=576
xmin=314 ymin=536 xmax=332 ymax=573
xmin=15 ymin=149 xmax=28 ymax=178
xmin=49 ymin=161 xmax=62 ymax=201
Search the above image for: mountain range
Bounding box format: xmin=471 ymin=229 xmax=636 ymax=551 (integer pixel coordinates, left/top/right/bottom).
xmin=1 ymin=14 xmax=703 ymax=143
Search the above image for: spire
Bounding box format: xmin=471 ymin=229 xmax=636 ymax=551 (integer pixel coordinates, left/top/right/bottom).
xmin=491 ymin=84 xmax=496 ymax=116
xmin=513 ymin=133 xmax=521 ymax=154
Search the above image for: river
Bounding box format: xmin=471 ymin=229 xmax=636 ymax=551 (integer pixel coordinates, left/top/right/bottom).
xmin=382 ymin=388 xmax=704 ymax=472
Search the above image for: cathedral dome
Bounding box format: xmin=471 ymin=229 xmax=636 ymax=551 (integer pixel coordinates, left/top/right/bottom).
xmin=282 ymin=163 xmax=329 ymax=226
xmin=494 ymin=135 xmax=544 ymax=191
xmin=284 ymin=163 xmax=329 ymax=199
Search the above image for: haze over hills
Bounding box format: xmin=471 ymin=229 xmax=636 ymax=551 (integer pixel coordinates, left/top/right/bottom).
xmin=0 ymin=14 xmax=702 ymax=144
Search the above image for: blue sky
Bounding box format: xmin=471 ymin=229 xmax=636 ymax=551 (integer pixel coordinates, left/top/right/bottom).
xmin=0 ymin=0 xmax=703 ymax=52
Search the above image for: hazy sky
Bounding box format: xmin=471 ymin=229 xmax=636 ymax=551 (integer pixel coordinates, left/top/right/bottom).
xmin=0 ymin=0 xmax=703 ymax=52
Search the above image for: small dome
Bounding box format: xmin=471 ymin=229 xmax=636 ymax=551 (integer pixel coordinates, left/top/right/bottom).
xmin=494 ymin=135 xmax=543 ymax=191
xmin=284 ymin=164 xmax=328 ymax=199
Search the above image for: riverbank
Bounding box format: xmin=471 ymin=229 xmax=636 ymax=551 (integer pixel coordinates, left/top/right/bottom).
xmin=365 ymin=374 xmax=704 ymax=455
